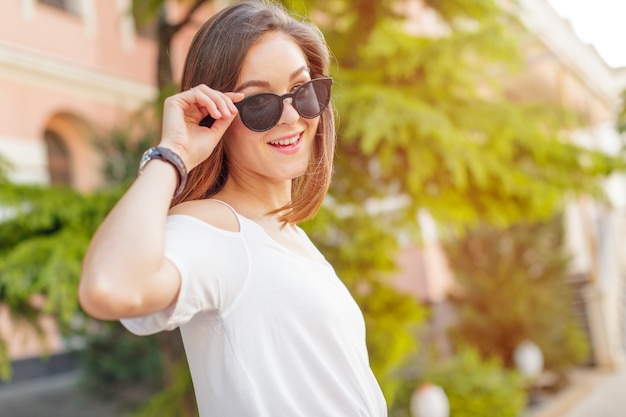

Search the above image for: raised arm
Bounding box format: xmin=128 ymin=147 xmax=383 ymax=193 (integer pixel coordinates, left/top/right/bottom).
xmin=78 ymin=86 xmax=242 ymax=321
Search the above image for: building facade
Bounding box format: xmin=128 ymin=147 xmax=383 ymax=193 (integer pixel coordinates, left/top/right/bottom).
xmin=392 ymin=0 xmax=626 ymax=369
xmin=0 ymin=0 xmax=156 ymax=189
xmin=0 ymin=0 xmax=159 ymax=363
xmin=518 ymin=0 xmax=626 ymax=368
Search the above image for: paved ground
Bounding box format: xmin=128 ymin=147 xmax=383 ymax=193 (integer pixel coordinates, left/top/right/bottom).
xmin=0 ymin=372 xmax=130 ymax=417
xmin=560 ymin=365 xmax=626 ymax=417
xmin=529 ymin=365 xmax=626 ymax=417
xmin=2 ymin=364 xmax=626 ymax=417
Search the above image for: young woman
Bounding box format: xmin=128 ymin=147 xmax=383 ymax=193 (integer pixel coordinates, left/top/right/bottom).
xmin=79 ymin=1 xmax=386 ymax=416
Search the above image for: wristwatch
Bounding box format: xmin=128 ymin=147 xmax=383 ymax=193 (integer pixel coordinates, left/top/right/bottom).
xmin=138 ymin=146 xmax=188 ymax=198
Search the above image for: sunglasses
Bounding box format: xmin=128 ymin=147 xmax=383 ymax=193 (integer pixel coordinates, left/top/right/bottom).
xmin=200 ymin=77 xmax=333 ymax=132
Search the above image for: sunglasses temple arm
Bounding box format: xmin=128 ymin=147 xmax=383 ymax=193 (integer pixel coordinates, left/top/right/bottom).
xmin=199 ymin=101 xmax=245 ymax=129
xmin=198 ymin=78 xmax=331 ymax=129
xmin=199 ymin=114 xmax=216 ymax=128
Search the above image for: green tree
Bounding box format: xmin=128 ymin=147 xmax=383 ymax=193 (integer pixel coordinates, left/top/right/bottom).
xmin=391 ymin=347 xmax=527 ymax=417
xmin=443 ymin=217 xmax=590 ymax=377
xmin=299 ymin=0 xmax=619 ymax=227
xmin=0 ymin=122 xmax=155 ymax=379
xmin=618 ymin=89 xmax=626 ymax=134
xmin=0 ymin=124 xmax=179 ymax=417
xmin=131 ymin=0 xmax=205 ymax=96
xmin=0 ymin=173 xmax=121 ymax=378
xmin=286 ymin=0 xmax=622 ymax=406
xmin=131 ymin=0 xmax=618 ymax=403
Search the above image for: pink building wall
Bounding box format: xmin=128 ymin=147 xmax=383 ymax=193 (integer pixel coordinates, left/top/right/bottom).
xmin=0 ymin=0 xmax=161 ymax=360
xmin=0 ymin=0 xmax=157 ymax=188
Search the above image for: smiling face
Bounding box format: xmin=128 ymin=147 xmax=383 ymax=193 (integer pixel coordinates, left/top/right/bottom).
xmin=223 ymin=31 xmax=319 ymax=187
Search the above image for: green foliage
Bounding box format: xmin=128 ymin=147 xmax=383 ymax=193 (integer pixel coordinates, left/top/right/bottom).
xmin=0 ymin=179 xmax=122 ymax=378
xmin=618 ymin=89 xmax=626 ymax=134
xmin=0 ymin=154 xmax=12 ymax=180
xmin=361 ymin=279 xmax=427 ymax=402
xmin=0 ymin=118 xmax=156 ymax=380
xmin=303 ymin=205 xmax=428 ymax=403
xmin=328 ymin=10 xmax=622 ymax=229
xmin=286 ymin=0 xmax=617 ymax=407
xmin=131 ymin=358 xmax=197 ymax=417
xmin=287 ymin=0 xmax=620 ymax=407
xmin=443 ymin=217 xmax=590 ymax=373
xmin=131 ymin=0 xmax=166 ymax=28
xmin=0 ymin=339 xmax=9 ymax=381
xmin=92 ymin=123 xmax=158 ymax=186
xmin=0 ymin=178 xmax=131 ymax=322
xmin=391 ymin=348 xmax=527 ymax=417
xmin=283 ymin=0 xmax=624 ymax=236
xmin=80 ymin=322 xmax=163 ymax=395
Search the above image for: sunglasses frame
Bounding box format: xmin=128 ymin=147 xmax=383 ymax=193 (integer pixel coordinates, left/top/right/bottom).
xmin=199 ymin=77 xmax=333 ymax=132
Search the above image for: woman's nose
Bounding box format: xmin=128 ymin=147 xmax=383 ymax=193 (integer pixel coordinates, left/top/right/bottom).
xmin=278 ymin=97 xmax=300 ymax=126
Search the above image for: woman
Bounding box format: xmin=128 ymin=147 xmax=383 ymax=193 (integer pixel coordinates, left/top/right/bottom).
xmin=79 ymin=1 xmax=386 ymax=416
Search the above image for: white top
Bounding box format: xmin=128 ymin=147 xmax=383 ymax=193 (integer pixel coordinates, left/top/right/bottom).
xmin=121 ymin=204 xmax=387 ymax=417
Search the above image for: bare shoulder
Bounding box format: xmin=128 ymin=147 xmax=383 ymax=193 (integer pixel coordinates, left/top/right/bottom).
xmin=169 ymin=199 xmax=240 ymax=232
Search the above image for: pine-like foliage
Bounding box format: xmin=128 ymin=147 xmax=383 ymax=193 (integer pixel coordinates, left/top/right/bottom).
xmin=314 ymin=0 xmax=622 ymax=228
xmin=443 ymin=216 xmax=590 ymax=375
xmin=0 ymin=124 xmax=154 ymax=380
xmin=0 ymin=177 xmax=121 ymax=378
xmin=618 ymin=89 xmax=626 ymax=134
xmin=285 ymin=0 xmax=622 ymax=404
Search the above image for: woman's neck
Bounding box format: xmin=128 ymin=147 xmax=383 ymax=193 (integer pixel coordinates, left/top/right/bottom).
xmin=217 ymin=176 xmax=292 ymax=220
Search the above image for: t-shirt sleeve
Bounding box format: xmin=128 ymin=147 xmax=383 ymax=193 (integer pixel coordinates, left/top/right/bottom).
xmin=121 ymin=215 xmax=249 ymax=336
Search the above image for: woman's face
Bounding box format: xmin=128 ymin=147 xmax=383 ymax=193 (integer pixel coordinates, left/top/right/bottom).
xmin=223 ymin=31 xmax=319 ymax=186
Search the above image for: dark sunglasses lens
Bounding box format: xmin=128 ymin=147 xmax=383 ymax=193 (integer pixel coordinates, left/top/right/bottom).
xmin=236 ymin=78 xmax=333 ymax=131
xmin=239 ymin=94 xmax=281 ymax=131
xmin=294 ymin=79 xmax=331 ymax=118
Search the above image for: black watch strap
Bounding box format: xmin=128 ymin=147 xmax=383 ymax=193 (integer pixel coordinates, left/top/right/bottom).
xmin=138 ymin=146 xmax=188 ymax=198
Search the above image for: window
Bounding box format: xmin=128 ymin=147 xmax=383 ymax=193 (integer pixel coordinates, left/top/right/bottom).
xmin=44 ymin=130 xmax=73 ymax=186
xmin=38 ymin=0 xmax=65 ymax=9
xmin=38 ymin=0 xmax=81 ymax=15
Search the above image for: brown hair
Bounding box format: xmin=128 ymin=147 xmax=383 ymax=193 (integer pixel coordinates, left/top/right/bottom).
xmin=172 ymin=1 xmax=335 ymax=225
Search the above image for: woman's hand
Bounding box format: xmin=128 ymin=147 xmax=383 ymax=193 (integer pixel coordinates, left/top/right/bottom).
xmin=160 ymin=85 xmax=244 ymax=170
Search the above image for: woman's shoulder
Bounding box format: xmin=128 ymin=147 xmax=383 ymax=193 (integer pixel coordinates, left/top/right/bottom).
xmin=168 ymin=199 xmax=240 ymax=232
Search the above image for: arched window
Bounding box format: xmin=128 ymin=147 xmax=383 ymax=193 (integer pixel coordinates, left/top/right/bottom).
xmin=44 ymin=130 xmax=73 ymax=186
xmin=37 ymin=0 xmax=81 ymax=15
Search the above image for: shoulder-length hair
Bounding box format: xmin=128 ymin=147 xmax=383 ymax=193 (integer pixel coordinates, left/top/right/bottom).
xmin=172 ymin=0 xmax=335 ymax=225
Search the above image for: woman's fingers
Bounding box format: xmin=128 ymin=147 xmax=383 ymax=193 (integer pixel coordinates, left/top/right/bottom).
xmin=225 ymin=91 xmax=245 ymax=104
xmin=197 ymin=91 xmax=245 ymax=129
xmin=187 ymin=85 xmax=242 ymax=124
xmin=159 ymin=86 xmax=243 ymax=170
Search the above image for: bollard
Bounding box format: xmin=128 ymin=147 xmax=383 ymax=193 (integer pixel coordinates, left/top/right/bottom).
xmin=410 ymin=383 xmax=450 ymax=417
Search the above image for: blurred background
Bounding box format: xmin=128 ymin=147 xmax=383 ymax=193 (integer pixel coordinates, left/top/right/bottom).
xmin=0 ymin=1 xmax=625 ymax=416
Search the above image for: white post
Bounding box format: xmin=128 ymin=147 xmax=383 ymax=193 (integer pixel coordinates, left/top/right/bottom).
xmin=513 ymin=340 xmax=544 ymax=380
xmin=410 ymin=383 xmax=450 ymax=417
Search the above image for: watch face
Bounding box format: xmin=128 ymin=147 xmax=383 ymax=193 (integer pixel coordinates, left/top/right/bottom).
xmin=146 ymin=147 xmax=160 ymax=159
xmin=137 ymin=147 xmax=187 ymax=198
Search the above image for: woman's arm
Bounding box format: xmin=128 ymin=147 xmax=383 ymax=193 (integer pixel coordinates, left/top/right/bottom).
xmin=78 ymin=86 xmax=242 ymax=321
xmin=79 ymin=160 xmax=181 ymax=320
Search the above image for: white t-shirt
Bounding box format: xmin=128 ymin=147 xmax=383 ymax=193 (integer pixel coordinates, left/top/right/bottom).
xmin=121 ymin=204 xmax=387 ymax=417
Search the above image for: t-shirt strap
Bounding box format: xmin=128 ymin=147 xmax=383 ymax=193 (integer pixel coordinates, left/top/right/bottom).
xmin=206 ymin=198 xmax=242 ymax=231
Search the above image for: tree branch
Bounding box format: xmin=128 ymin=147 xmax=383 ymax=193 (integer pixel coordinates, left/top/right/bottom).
xmin=170 ymin=0 xmax=207 ymax=35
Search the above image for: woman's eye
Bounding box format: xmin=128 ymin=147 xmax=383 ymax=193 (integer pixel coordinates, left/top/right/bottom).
xmin=292 ymin=80 xmax=311 ymax=92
